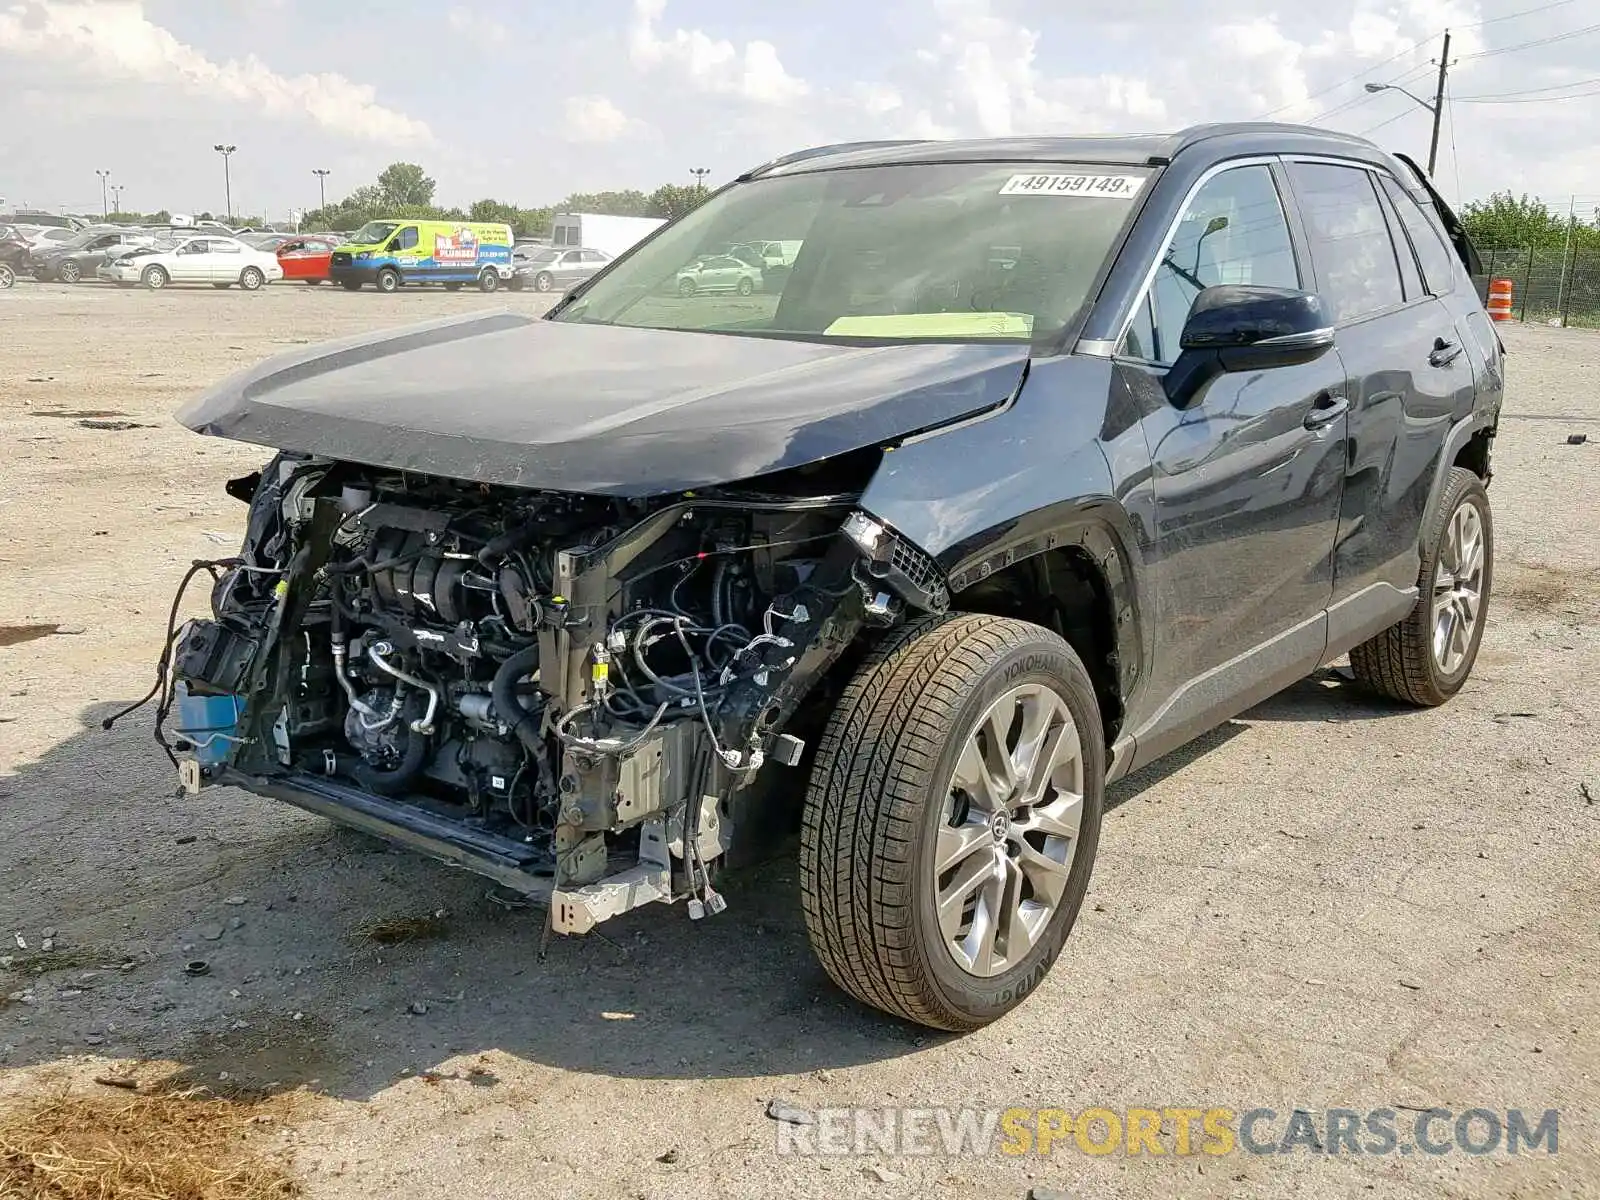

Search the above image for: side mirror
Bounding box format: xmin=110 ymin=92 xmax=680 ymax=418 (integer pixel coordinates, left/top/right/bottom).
xmin=1164 ymin=285 xmax=1334 ymax=408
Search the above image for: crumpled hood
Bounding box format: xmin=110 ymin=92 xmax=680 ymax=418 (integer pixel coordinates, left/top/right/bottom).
xmin=177 ymin=311 xmax=1030 ymax=497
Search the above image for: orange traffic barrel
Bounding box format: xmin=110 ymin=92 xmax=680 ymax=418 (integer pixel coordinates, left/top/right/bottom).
xmin=1487 ymin=277 xmax=1514 ymax=321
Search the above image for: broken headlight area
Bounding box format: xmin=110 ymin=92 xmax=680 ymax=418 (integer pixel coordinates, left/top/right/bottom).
xmin=122 ymin=454 xmax=946 ymax=934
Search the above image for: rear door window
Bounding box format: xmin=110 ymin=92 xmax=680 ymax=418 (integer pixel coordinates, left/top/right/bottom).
xmin=1285 ymin=162 xmax=1405 ymax=323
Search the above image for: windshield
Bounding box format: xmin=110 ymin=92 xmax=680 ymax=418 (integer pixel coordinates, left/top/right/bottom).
xmin=351 ymin=221 xmax=400 ymax=246
xmin=520 ymin=249 xmax=560 ymax=264
xmin=495 ymin=162 xmax=1146 ymax=345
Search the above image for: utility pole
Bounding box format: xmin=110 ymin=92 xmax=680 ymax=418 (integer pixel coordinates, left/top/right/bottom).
xmin=213 ymin=144 xmax=237 ymax=223
xmin=313 ymin=168 xmax=331 ymax=214
xmin=1427 ymin=29 xmax=1451 ymax=177
xmin=95 ymin=169 xmax=111 ymax=218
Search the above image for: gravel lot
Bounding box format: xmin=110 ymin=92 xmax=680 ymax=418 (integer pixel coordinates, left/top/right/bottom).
xmin=1 ymin=282 xmax=1596 ymax=1199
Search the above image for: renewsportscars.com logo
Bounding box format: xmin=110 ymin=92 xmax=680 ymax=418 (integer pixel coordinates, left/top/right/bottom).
xmin=773 ymin=1106 xmax=1560 ymax=1158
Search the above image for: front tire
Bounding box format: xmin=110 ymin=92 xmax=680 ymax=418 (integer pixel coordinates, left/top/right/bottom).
xmin=533 ymin=272 xmax=554 ymax=293
xmin=239 ymin=266 xmax=265 ymax=290
xmin=1349 ymin=466 xmax=1492 ymax=706
xmin=800 ymin=614 xmax=1104 ymax=1031
xmin=211 ymin=282 xmax=231 ymax=289
xmin=141 ymin=265 xmax=168 ymax=290
xmin=375 ymin=268 xmax=400 ymax=294
xmin=340 ymin=278 xmax=362 ymax=291
xmin=0 ymin=263 xmax=13 ymax=289
xmin=58 ymin=260 xmax=81 ymax=283
xmin=737 ymin=276 xmax=754 ymax=296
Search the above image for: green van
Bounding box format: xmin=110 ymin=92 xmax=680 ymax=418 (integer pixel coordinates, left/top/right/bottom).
xmin=329 ymin=219 xmax=514 ymax=293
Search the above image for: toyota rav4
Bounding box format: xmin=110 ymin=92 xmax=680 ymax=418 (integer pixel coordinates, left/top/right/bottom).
xmin=135 ymin=124 xmax=1502 ymax=1031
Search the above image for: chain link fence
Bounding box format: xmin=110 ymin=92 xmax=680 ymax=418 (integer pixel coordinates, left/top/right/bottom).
xmin=1470 ymin=245 xmax=1600 ymax=329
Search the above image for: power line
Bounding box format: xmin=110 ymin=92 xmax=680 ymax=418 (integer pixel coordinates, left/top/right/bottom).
xmin=1253 ymin=39 xmax=1432 ymax=120
xmin=1454 ymin=73 xmax=1600 ymax=99
xmin=1456 ymin=19 xmax=1600 ymax=60
xmin=1305 ymin=62 xmax=1436 ymax=124
xmin=1255 ymin=0 xmax=1579 ymax=122
xmin=1446 ymin=86 xmax=1462 ymax=206
xmin=1458 ymin=0 xmax=1575 ymax=29
xmin=1355 ymin=107 xmax=1421 ymax=137
xmin=1456 ymin=86 xmax=1600 ymax=103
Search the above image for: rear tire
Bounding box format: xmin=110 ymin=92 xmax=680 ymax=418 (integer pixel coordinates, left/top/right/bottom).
xmin=800 ymin=613 xmax=1104 ymax=1031
xmin=443 ymin=282 xmax=464 ymax=292
xmin=211 ymin=282 xmax=231 ymax=289
xmin=478 ymin=269 xmax=499 ymax=293
xmin=737 ymin=276 xmax=754 ymax=296
xmin=678 ymin=277 xmax=696 ymax=297
xmin=1349 ymin=465 xmax=1492 ymax=706
xmin=239 ymin=266 xmax=265 ymax=290
xmin=0 ymin=263 xmax=13 ymax=289
xmin=340 ymin=279 xmax=362 ymax=291
xmin=58 ymin=260 xmax=81 ymax=283
xmin=141 ymin=265 xmax=168 ymax=290
xmin=375 ymin=268 xmax=400 ymax=294
xmin=305 ymin=278 xmax=324 ymax=285
xmin=533 ymin=272 xmax=554 ymax=293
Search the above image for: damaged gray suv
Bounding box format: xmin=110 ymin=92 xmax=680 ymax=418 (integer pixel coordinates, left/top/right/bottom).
xmin=139 ymin=123 xmax=1502 ymax=1031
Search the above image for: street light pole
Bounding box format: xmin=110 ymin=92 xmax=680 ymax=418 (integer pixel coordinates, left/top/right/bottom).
xmin=111 ymin=185 xmax=125 ymax=215
xmin=1364 ymin=29 xmax=1450 ymax=175
xmin=312 ymin=168 xmax=331 ymax=215
xmin=213 ymin=144 xmax=237 ymax=222
xmin=689 ymin=166 xmax=710 ymax=194
xmin=95 ymin=169 xmax=110 ymax=218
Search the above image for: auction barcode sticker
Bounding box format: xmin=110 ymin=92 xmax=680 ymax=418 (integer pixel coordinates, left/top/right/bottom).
xmin=999 ymin=173 xmax=1145 ymax=198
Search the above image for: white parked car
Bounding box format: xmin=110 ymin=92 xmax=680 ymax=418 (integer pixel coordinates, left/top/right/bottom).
xmin=99 ymin=235 xmax=284 ymax=291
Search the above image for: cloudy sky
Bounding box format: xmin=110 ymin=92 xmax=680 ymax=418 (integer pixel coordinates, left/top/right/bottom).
xmin=2 ymin=0 xmax=1597 ymax=221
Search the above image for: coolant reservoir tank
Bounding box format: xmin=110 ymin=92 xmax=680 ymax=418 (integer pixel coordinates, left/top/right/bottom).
xmin=174 ymin=682 xmax=245 ymax=766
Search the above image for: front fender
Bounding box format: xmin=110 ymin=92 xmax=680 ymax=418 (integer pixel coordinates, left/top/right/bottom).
xmin=858 ymin=354 xmax=1153 ymax=716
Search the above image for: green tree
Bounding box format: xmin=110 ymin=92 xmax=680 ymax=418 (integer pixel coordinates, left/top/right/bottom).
xmin=1460 ymin=191 xmax=1570 ymax=251
xmin=378 ymin=162 xmax=437 ymax=208
xmin=557 ymin=189 xmax=649 ymax=217
xmin=646 ymin=183 xmax=707 ymax=221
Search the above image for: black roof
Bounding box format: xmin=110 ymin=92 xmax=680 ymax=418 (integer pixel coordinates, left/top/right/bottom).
xmin=743 ymin=122 xmax=1389 ymax=179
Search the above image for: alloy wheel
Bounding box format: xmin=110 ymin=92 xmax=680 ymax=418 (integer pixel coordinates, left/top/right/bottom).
xmin=1431 ymin=501 xmax=1485 ymax=675
xmin=935 ymin=683 xmax=1085 ymax=978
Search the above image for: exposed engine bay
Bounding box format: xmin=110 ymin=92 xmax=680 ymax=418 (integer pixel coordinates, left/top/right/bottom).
xmin=140 ymin=452 xmax=948 ymax=934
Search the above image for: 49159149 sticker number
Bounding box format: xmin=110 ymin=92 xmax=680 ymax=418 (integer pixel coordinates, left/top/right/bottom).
xmin=999 ymin=173 xmax=1146 ymax=198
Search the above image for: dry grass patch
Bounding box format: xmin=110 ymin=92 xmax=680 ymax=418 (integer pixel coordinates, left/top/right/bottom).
xmin=0 ymin=1077 xmax=302 ymax=1200
xmin=353 ymin=910 xmax=449 ymax=946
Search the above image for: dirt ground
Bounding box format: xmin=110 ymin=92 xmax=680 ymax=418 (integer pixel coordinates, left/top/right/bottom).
xmin=1 ymin=282 xmax=1596 ymax=1199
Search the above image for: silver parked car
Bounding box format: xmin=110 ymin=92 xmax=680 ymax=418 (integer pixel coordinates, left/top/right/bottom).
xmin=675 ymin=253 xmax=763 ymax=296
xmin=508 ymin=246 xmax=611 ymax=293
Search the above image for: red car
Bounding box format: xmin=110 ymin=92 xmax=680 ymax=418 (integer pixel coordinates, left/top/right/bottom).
xmin=276 ymin=237 xmax=341 ymax=284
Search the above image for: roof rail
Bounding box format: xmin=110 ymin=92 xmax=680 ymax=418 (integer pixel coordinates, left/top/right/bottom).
xmin=738 ymin=139 xmax=933 ymax=180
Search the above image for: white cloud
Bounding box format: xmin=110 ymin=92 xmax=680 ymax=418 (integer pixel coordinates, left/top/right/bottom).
xmin=447 ymin=5 xmax=509 ymax=43
xmin=0 ymin=1 xmax=432 ymax=144
xmin=562 ymin=94 xmax=640 ymax=143
xmin=628 ymin=0 xmax=807 ymax=105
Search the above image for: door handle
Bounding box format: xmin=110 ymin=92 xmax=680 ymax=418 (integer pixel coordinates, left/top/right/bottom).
xmin=1303 ymin=391 xmax=1349 ymax=430
xmin=1429 ymin=337 xmax=1463 ymax=368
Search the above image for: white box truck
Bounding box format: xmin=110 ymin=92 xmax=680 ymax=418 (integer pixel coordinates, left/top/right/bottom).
xmin=550 ymin=212 xmax=665 ymax=259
